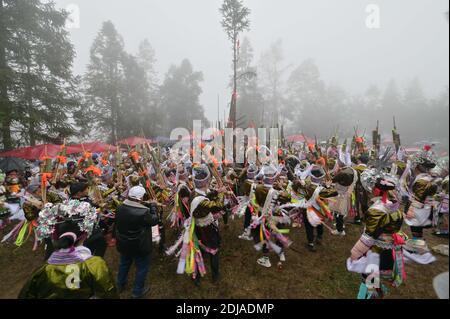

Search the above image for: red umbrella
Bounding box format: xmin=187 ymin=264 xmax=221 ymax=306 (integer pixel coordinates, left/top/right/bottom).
xmin=117 ymin=136 xmax=153 ymax=146
xmin=0 ymin=144 xmax=61 ymax=160
xmin=175 ymin=134 xmax=209 ymax=142
xmin=66 ymin=142 xmax=116 ymax=154
xmin=286 ymin=135 xmax=313 ymax=143
xmin=404 ymin=147 xmax=420 ymax=154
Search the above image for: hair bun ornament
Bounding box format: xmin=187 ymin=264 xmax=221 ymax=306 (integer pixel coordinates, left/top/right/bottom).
xmin=59 ymin=232 xmax=78 ymax=242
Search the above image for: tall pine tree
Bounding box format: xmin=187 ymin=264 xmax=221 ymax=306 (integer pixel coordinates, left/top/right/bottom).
xmin=220 ymin=0 xmax=251 ymax=128
xmin=160 ymin=59 xmax=208 ymax=133
xmin=137 ymin=39 xmax=162 ymax=137
xmin=0 ymin=0 xmax=81 ymax=148
xmin=85 ymin=21 xmax=126 ymax=143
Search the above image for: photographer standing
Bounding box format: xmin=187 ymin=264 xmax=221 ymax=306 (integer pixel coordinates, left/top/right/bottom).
xmin=115 ymin=186 xmax=159 ymax=299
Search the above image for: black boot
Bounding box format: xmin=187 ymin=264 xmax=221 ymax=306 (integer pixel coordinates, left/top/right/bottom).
xmin=306 ymin=243 xmax=316 ymax=252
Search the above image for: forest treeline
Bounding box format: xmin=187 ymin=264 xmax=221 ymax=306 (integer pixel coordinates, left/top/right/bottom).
xmin=0 ymin=0 xmax=448 ymax=150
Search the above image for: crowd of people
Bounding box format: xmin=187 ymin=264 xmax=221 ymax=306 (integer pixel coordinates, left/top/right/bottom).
xmin=0 ymin=133 xmax=448 ymax=299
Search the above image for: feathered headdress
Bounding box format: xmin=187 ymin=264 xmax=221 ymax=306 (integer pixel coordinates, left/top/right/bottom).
xmin=410 ymin=145 xmax=438 ymax=169
xmin=361 ymin=146 xmax=398 ymax=193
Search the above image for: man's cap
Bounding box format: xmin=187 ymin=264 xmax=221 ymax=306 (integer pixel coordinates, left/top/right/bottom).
xmin=128 ymin=186 xmax=146 ymax=201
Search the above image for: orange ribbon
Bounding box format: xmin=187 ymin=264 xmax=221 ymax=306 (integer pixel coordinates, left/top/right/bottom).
xmin=130 ymin=151 xmax=140 ymax=162
xmin=83 ymin=152 xmax=92 ymax=160
xmin=85 ymin=165 xmax=102 ymax=177
xmin=316 ymin=157 xmax=326 ymax=167
xmin=139 ymin=169 xmax=148 ymax=177
xmin=56 ymin=155 xmax=67 ymax=164
xmin=41 ymin=173 xmax=53 ymax=187
xmin=316 ymin=197 xmax=333 ymax=221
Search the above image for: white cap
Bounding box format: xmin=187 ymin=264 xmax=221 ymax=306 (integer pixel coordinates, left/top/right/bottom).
xmin=128 ymin=186 xmax=146 ymax=201
xmin=31 ymin=166 xmax=40 ymax=175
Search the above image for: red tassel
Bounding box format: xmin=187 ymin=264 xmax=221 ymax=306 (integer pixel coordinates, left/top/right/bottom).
xmin=382 ymin=191 xmax=388 ymax=204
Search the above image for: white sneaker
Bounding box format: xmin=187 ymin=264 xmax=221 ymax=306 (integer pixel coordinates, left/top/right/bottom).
xmin=257 ymin=256 xmax=271 ymax=268
xmin=238 ymin=230 xmax=253 ymax=241
xmin=331 ymin=230 xmax=346 ymax=236
xmin=279 ymin=252 xmax=286 ymax=262
xmin=254 ymin=242 xmax=264 ymax=251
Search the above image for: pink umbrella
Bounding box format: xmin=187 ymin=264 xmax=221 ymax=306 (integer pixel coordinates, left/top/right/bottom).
xmin=404 ymin=147 xmax=420 ymax=155
xmin=286 ymin=135 xmax=313 ymax=143
xmin=117 ymin=136 xmax=153 ymax=146
xmin=0 ymin=144 xmax=62 ymax=160
xmin=66 ymin=142 xmax=116 ymax=154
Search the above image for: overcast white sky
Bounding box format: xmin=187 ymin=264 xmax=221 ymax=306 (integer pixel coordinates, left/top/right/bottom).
xmin=54 ymin=0 xmax=449 ymax=121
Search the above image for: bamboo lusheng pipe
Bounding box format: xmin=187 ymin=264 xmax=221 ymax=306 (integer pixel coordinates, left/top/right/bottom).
xmin=351 ymin=126 xmax=359 ymax=156
xmin=315 ymin=135 xmax=323 ymax=158
xmin=114 ymin=146 xmax=124 ymax=188
xmin=146 ymin=142 xmax=168 ymax=189
xmin=392 ymin=116 xmax=401 ymax=153
xmin=203 ymin=147 xmax=239 ymax=205
xmin=372 ymin=121 xmax=381 ymax=158
xmin=129 ymin=150 xmax=158 ymax=201
xmin=302 ymin=132 xmax=319 ymax=161
xmin=52 ymin=139 xmax=67 ymax=184
xmin=80 ymin=144 xmax=103 ymax=204
xmin=40 ymin=146 xmax=53 ymax=204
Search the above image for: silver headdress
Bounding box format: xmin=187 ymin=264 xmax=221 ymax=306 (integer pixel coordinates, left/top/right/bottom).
xmin=309 ymin=164 xmax=326 ymax=184
xmin=193 ymin=164 xmax=211 ymax=189
xmin=247 ymin=163 xmax=259 ymax=180
xmin=256 ymin=164 xmax=278 ymax=185
xmin=361 ymin=146 xmax=398 ymax=193
xmin=294 ymin=160 xmax=312 ymax=181
xmin=410 ymin=145 xmax=438 ymax=169
xmin=36 ymin=200 xmax=98 ymax=241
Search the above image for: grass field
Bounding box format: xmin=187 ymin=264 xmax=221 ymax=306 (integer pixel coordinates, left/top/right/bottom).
xmin=0 ymin=216 xmax=448 ymax=299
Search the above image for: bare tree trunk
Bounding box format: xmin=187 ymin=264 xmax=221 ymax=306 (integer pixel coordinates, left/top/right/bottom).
xmin=229 ymin=33 xmax=238 ymax=129
xmin=0 ymin=0 xmax=13 ymax=150
xmin=26 ymin=58 xmax=36 ymax=146
xmin=110 ymin=98 xmax=117 ymax=144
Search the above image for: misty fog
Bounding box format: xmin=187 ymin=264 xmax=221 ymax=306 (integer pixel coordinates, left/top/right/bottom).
xmin=1 ymin=0 xmax=449 ymax=149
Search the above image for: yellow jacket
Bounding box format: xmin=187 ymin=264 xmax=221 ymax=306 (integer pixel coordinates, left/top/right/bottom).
xmin=19 ymin=256 xmax=118 ymax=299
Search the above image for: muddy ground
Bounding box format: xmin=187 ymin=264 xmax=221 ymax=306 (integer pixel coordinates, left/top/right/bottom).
xmin=0 ymin=217 xmax=448 ymax=299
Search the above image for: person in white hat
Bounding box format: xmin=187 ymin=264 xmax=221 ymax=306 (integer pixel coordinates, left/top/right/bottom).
xmin=115 ymin=186 xmax=160 ymax=299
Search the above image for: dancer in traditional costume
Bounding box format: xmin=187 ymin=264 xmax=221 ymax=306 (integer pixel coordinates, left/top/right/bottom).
xmin=168 ymin=164 xmax=192 ymax=229
xmin=297 ymin=164 xmax=337 ymax=252
xmin=329 ymin=166 xmax=358 ymax=236
xmin=237 ymin=163 xmax=260 ymax=241
xmin=189 ymin=165 xmax=227 ymax=283
xmin=400 ymin=146 xmax=439 ymax=263
xmin=19 ymin=200 xmax=118 ymax=299
xmin=166 ymin=164 xmax=226 ymax=285
xmin=433 ymin=175 xmax=448 ymax=237
xmin=353 ymin=153 xmax=370 ymax=224
xmin=239 ymin=164 xmax=292 ymax=268
xmin=347 ymin=160 xmax=407 ymax=299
